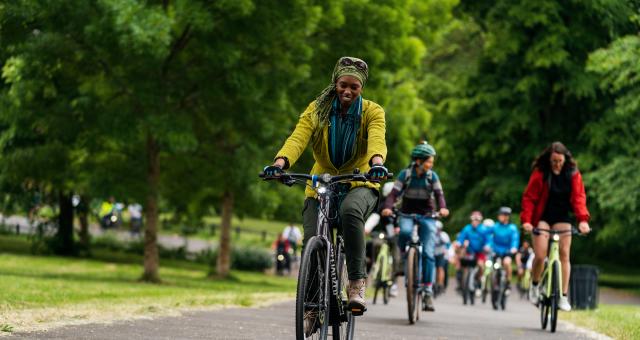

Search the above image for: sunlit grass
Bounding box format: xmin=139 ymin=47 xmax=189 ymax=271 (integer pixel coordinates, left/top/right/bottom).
xmin=0 ymin=253 xmax=295 ymax=333
xmin=562 ymin=305 xmax=640 ymax=340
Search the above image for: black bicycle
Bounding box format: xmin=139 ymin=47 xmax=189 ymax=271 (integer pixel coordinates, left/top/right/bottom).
xmin=260 ymin=169 xmax=391 ymax=340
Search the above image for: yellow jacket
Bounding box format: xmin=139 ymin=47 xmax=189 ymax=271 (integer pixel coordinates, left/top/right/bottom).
xmin=275 ymin=99 xmax=387 ymax=198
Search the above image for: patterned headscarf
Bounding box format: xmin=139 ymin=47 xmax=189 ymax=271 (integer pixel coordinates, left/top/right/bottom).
xmin=312 ymin=57 xmax=369 ymax=134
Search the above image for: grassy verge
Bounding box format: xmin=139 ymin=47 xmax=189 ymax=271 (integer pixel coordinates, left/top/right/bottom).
xmin=0 ymin=251 xmax=295 ymax=334
xmin=562 ymin=305 xmax=640 ymax=340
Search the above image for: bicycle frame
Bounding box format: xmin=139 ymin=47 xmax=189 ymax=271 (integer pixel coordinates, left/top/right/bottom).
xmin=314 ymin=181 xmax=346 ymax=319
xmin=540 ymin=234 xmax=562 ymax=300
xmin=374 ymin=237 xmax=392 ymax=284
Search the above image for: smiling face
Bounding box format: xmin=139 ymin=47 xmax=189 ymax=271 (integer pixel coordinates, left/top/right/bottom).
xmin=415 ymin=156 xmax=434 ymax=172
xmin=336 ymin=75 xmax=362 ymax=108
xmin=550 ymin=152 xmax=565 ymax=175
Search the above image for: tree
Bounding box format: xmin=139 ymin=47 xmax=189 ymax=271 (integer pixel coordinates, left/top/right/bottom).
xmin=429 ymin=0 xmax=636 ymax=228
xmin=582 ymin=24 xmax=640 ymax=262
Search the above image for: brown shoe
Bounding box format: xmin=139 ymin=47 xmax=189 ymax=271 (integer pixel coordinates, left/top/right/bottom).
xmin=347 ymin=279 xmax=367 ymax=315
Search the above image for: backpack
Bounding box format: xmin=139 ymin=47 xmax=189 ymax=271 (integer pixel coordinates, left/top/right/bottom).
xmin=401 ymin=167 xmax=435 ymax=194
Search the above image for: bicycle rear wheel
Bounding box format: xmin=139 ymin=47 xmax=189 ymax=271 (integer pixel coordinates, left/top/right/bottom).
xmin=550 ymin=262 xmax=560 ymax=333
xmin=406 ymin=247 xmax=420 ymax=324
xmin=296 ymin=237 xmax=329 ymax=340
xmin=332 ymin=240 xmax=355 ymax=340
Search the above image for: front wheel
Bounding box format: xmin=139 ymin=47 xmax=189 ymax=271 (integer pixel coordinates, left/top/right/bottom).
xmin=406 ymin=247 xmax=420 ymax=324
xmin=332 ymin=242 xmax=355 ymax=340
xmin=296 ymin=237 xmax=329 ymax=340
xmin=540 ymin=298 xmax=549 ymax=330
xmin=550 ymin=262 xmax=560 ymax=333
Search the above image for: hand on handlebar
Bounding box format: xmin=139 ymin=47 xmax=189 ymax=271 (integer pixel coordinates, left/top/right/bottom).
xmin=439 ymin=208 xmax=449 ymax=217
xmin=578 ymin=221 xmax=591 ymax=234
xmin=523 ymin=222 xmax=533 ymax=233
xmin=263 ymin=164 xmax=284 ymax=178
xmin=381 ymin=208 xmax=393 ymax=217
xmin=368 ymin=164 xmax=389 ymax=182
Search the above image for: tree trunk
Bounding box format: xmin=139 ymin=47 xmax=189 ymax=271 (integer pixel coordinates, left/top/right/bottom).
xmin=216 ymin=190 xmax=234 ymax=278
xmin=55 ymin=191 xmax=75 ymax=255
xmin=77 ymin=195 xmax=90 ymax=252
xmin=141 ymin=134 xmax=161 ymax=282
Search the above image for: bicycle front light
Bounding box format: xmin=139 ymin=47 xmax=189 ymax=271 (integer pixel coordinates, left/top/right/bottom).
xmin=110 ymin=215 xmax=117 ymax=222
xmin=485 ymin=260 xmax=492 ymax=267
xmin=378 ymin=233 xmax=385 ymax=239
xmin=493 ymin=262 xmax=501 ymax=270
xmin=317 ymin=187 xmax=327 ymax=194
xmin=553 ymin=234 xmax=560 ymax=241
xmin=277 ymin=255 xmax=284 ymax=261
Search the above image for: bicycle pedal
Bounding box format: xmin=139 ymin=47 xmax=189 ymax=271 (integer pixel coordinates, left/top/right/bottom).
xmin=350 ymin=307 xmax=366 ymax=316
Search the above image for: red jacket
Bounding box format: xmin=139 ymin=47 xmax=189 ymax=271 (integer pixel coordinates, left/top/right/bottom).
xmin=521 ymin=168 xmax=590 ymax=226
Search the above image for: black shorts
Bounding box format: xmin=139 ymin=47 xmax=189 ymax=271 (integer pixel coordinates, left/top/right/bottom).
xmin=435 ymin=254 xmax=447 ymax=268
xmin=540 ymin=212 xmax=571 ymax=226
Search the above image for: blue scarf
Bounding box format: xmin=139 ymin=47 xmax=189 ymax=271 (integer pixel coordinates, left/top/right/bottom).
xmin=328 ymin=96 xmax=362 ymax=169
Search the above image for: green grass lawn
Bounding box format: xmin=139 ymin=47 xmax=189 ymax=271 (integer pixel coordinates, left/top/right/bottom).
xmin=562 ymin=305 xmax=640 ymax=340
xmin=0 ymin=251 xmax=295 ymax=334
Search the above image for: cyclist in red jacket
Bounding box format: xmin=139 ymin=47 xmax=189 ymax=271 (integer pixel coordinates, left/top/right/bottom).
xmin=521 ymin=142 xmax=591 ymax=311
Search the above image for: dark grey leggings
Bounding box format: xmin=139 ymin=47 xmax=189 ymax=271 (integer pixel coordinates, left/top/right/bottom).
xmin=302 ymin=187 xmax=378 ymax=280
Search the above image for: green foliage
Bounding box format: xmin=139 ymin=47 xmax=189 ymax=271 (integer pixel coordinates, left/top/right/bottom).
xmin=429 ymin=0 xmax=637 ymax=230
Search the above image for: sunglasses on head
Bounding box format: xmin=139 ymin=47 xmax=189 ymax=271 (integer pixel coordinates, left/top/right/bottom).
xmin=471 ymin=216 xmax=482 ymax=221
xmin=339 ymin=57 xmax=368 ymax=72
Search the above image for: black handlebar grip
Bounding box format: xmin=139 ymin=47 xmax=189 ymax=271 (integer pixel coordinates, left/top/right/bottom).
xmin=258 ymin=172 xmax=265 ymax=178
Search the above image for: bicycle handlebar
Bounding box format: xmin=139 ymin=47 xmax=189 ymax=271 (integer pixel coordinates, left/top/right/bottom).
xmin=532 ymin=227 xmax=584 ymax=236
xmin=258 ymin=169 xmax=394 ymax=185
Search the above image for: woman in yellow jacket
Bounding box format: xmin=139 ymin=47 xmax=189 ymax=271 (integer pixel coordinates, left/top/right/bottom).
xmin=264 ymin=57 xmax=388 ymax=312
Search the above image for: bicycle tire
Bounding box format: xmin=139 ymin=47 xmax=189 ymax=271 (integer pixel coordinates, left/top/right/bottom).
xmin=406 ymin=247 xmax=419 ymax=324
xmin=461 ymin=269 xmax=469 ymax=305
xmin=550 ymin=262 xmax=559 ymax=333
xmin=540 ymin=267 xmax=549 ymax=330
xmin=383 ymin=285 xmax=390 ymax=305
xmin=296 ymin=237 xmax=329 ymax=340
xmin=500 ymin=272 xmax=507 ymax=311
xmin=332 ymin=241 xmax=355 ymax=340
xmin=467 ymin=268 xmax=476 ymax=305
xmin=372 ymin=254 xmax=384 ymax=305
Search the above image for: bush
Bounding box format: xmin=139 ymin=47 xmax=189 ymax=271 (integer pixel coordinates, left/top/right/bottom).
xmin=91 ymin=235 xmax=272 ymax=272
xmin=197 ymin=246 xmax=272 ymax=272
xmin=231 ymin=246 xmax=272 ymax=271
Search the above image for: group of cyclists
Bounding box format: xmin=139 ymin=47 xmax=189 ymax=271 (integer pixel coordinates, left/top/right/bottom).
xmin=262 ymin=56 xmax=590 ymax=337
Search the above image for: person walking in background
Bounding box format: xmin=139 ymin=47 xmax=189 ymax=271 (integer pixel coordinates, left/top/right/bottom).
xmin=128 ymin=202 xmax=143 ymax=237
xmin=434 ymin=220 xmax=451 ymax=294
xmin=521 ymin=141 xmax=591 ymax=311
xmin=282 ymin=223 xmax=302 ymax=257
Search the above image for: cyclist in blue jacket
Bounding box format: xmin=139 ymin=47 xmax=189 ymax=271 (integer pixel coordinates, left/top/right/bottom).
xmin=488 ymin=207 xmax=520 ymax=291
xmin=454 ymin=211 xmax=491 ymax=279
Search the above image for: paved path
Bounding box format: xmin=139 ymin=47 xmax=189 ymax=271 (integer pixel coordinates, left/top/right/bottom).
xmin=13 ymin=285 xmax=604 ymax=339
